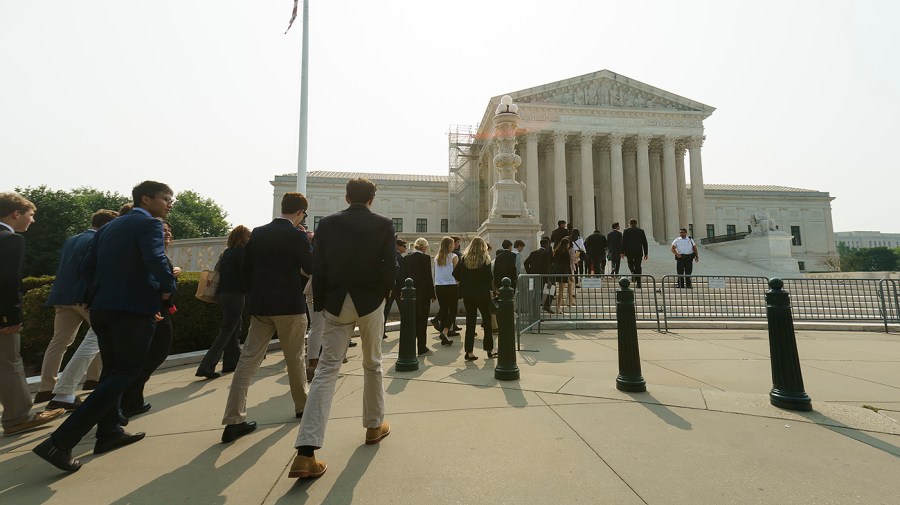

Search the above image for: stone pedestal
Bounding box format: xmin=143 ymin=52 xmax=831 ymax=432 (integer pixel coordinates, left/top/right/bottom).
xmin=744 ymin=232 xmax=800 ymax=274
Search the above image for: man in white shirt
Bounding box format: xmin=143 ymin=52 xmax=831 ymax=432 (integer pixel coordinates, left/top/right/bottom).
xmin=670 ymin=228 xmax=699 ymax=288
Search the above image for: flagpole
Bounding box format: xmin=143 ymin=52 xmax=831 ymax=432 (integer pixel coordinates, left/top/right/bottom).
xmin=296 ymin=0 xmax=309 ymax=195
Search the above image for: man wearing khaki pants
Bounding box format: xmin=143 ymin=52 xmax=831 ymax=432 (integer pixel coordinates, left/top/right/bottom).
xmin=34 ymin=210 xmax=118 ymax=405
xmin=220 ymin=192 xmax=312 ymax=443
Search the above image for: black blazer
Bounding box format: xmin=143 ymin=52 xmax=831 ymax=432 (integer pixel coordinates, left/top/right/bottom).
xmin=81 ymin=209 xmax=176 ymax=315
xmin=584 ymin=232 xmax=608 ymax=256
xmin=523 ymin=247 xmax=551 ymax=274
xmin=242 ymin=218 xmax=312 ymax=316
xmin=452 ymin=259 xmax=493 ymax=299
xmin=621 ymin=226 xmax=649 ymax=257
xmin=403 ymin=250 xmax=434 ymax=300
xmin=0 ymin=228 xmax=25 ymax=327
xmin=216 ymin=245 xmax=246 ymax=295
xmin=607 ymin=229 xmax=623 ymax=256
xmin=493 ymin=249 xmax=518 ymax=289
xmin=550 ymin=227 xmax=569 ymax=247
xmin=312 ymin=204 xmax=398 ymax=317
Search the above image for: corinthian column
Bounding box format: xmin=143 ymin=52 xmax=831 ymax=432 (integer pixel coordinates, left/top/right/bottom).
xmin=552 ymin=131 xmax=568 ymax=223
xmin=689 ymin=136 xmax=707 ymax=239
xmin=579 ymin=133 xmax=595 ymax=233
xmin=662 ymin=135 xmax=679 ymax=239
xmin=609 ymin=132 xmax=626 ymax=225
xmin=676 ymin=144 xmax=688 ymax=229
xmin=635 ymin=134 xmax=654 ymax=242
xmin=525 ymin=130 xmax=540 ymax=220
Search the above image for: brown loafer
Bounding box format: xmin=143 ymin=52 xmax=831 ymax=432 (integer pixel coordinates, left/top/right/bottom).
xmin=288 ymin=454 xmax=327 ymax=479
xmin=365 ymin=421 xmax=390 ymax=445
xmin=4 ymin=408 xmax=65 ymax=436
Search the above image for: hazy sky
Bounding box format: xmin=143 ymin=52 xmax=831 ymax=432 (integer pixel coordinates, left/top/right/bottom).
xmin=2 ymin=1 xmax=897 ymax=232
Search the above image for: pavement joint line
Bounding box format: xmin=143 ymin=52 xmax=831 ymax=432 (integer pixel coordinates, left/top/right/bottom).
xmin=554 ymin=376 xmax=574 ymax=394
xmin=545 ymin=402 xmax=650 ymax=505
xmin=699 ymin=388 xmax=710 ymax=410
xmin=799 ymin=364 xmax=900 ymax=391
xmin=644 ymin=360 xmax=725 ymax=391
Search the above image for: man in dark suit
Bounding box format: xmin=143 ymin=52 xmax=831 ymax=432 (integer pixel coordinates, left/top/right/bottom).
xmin=33 ymin=181 xmax=176 ymax=472
xmin=584 ymin=230 xmax=608 ymax=274
xmin=35 ymin=210 xmax=118 ymax=404
xmin=524 ymin=237 xmax=553 ymax=312
xmin=493 ymin=239 xmax=518 ymax=289
xmin=550 ymin=220 xmax=569 ymax=248
xmin=383 ymin=239 xmax=407 ymax=339
xmin=404 ymin=238 xmax=437 ymax=354
xmin=621 ymin=218 xmax=649 ymax=288
xmin=291 ymin=178 xmax=398 ymax=479
xmin=607 ymin=222 xmax=623 ymax=275
xmin=1 ymin=193 xmax=66 ymax=437
xmin=220 ymin=192 xmax=312 ymax=443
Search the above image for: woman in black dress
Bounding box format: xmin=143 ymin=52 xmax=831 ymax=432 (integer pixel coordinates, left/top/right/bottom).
xmin=452 ymin=237 xmax=495 ymax=360
xmin=403 ymin=238 xmax=436 ymax=356
xmin=552 ymin=237 xmax=574 ymax=314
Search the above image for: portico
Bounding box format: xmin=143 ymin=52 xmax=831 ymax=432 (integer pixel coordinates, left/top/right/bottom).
xmin=465 ymin=70 xmax=715 ymax=243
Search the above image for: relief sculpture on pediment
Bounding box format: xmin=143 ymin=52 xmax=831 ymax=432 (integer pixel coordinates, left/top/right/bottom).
xmin=528 ymin=80 xmax=692 ymax=111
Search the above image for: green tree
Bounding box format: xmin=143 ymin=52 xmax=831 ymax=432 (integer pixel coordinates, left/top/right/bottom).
xmin=839 ymin=247 xmax=899 ymax=272
xmin=167 ymin=190 xmax=230 ymax=239
xmin=14 ymin=186 xmax=128 ymax=277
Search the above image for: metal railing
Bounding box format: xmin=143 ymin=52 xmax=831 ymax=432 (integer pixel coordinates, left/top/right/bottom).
xmin=878 ymin=279 xmax=900 ymax=332
xmin=781 ymin=278 xmax=886 ymax=323
xmin=699 ymin=231 xmax=750 ymax=245
xmin=659 ymin=275 xmax=769 ymax=331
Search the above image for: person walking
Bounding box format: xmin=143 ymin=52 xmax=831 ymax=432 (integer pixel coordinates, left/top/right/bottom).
xmin=607 ymin=222 xmax=623 ymax=275
xmin=584 ymin=230 xmax=608 ymax=275
xmin=551 ymin=237 xmax=574 ymax=313
xmin=1 ymin=192 xmax=66 ymax=436
xmin=220 ymin=192 xmax=312 ymax=443
xmin=453 ymin=237 xmax=495 ymax=360
xmin=570 ymin=229 xmax=586 ymax=278
xmin=291 ymin=178 xmax=397 ymax=479
xmin=550 ymin=220 xmax=569 ymax=248
xmin=621 ymin=218 xmax=649 ymax=288
xmin=493 ymin=239 xmax=518 ymax=290
xmin=432 ymin=236 xmax=458 ymax=346
xmin=195 ymin=225 xmax=251 ymax=379
xmin=33 ymin=181 xmax=177 ymax=472
xmin=671 ymin=228 xmax=699 ymax=288
xmin=382 ymin=239 xmax=407 ymax=340
xmin=403 ymin=238 xmax=436 ymax=355
xmin=524 ymin=237 xmax=553 ymax=312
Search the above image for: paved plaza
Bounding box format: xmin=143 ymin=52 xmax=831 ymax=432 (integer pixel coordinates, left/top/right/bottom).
xmin=1 ymin=328 xmax=898 ymax=504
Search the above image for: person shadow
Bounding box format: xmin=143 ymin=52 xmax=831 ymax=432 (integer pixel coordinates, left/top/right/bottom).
xmin=275 ymin=444 xmax=379 ymax=504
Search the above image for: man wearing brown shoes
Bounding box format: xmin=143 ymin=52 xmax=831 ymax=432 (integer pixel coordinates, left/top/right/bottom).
xmin=0 ymin=192 xmax=65 ymax=436
xmin=290 ymin=178 xmax=397 ymax=479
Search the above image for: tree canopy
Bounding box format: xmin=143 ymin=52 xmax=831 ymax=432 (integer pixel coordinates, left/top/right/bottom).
xmin=837 ymin=245 xmax=899 ymax=272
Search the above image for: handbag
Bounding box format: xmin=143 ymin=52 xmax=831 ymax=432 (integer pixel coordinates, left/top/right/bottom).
xmin=542 ymin=283 xmax=557 ymax=296
xmin=195 ymin=253 xmax=223 ymax=303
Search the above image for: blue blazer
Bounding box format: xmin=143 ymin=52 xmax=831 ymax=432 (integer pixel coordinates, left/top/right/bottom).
xmin=81 ymin=210 xmax=176 ymax=315
xmin=46 ymin=229 xmax=96 ymax=307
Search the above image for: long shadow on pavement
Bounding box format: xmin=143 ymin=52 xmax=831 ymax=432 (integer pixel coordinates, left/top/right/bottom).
xmin=798 ymin=411 xmax=899 ymax=459
xmin=275 ymin=443 xmax=378 ymax=504
xmin=625 ymin=392 xmax=693 ymax=430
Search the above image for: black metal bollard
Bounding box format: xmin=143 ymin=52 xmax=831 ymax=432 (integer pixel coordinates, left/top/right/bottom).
xmin=494 ymin=277 xmax=520 ymax=381
xmin=395 ymin=278 xmax=419 ymax=372
xmin=616 ymin=277 xmax=647 ymax=392
xmin=766 ymin=278 xmax=812 ymax=411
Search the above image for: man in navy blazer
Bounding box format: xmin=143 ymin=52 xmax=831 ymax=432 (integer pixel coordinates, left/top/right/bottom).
xmin=34 ymin=181 xmax=176 ymax=472
xmin=290 ymin=178 xmax=397 ymax=479
xmin=220 ymin=192 xmax=313 ymax=444
xmin=34 ymin=209 xmax=118 ymax=403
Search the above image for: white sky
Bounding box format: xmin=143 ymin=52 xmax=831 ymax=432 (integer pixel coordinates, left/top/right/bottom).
xmin=1 ymin=1 xmax=897 ymax=232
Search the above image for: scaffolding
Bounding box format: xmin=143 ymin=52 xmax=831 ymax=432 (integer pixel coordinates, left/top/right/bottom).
xmin=448 ymin=124 xmax=480 ymax=232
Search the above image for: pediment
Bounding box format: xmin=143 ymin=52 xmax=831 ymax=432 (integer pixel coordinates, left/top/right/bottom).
xmin=505 ymin=70 xmax=715 ymax=114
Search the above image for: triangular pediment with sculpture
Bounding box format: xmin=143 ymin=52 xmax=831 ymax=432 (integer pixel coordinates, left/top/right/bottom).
xmin=508 ymin=70 xmax=715 ymax=114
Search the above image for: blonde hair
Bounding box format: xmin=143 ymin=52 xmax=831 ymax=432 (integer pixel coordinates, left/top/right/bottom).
xmin=463 ymin=237 xmax=490 ymax=269
xmin=436 ymin=236 xmax=455 ymax=266
xmin=414 ymin=237 xmax=429 ymax=251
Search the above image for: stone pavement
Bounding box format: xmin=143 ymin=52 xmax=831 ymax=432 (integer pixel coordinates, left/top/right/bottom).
xmin=1 ymin=328 xmax=898 ymax=504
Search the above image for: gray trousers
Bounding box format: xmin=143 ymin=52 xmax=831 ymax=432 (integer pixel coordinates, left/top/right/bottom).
xmin=0 ymin=331 xmax=34 ymax=429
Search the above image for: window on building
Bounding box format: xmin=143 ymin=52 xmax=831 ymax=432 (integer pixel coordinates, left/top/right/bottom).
xmin=790 ymin=226 xmax=802 ymax=246
xmin=440 ymin=219 xmax=448 ymax=233
xmin=798 ymin=261 xmax=806 ymax=271
xmin=726 ymin=224 xmax=736 ymax=236
xmin=313 ymin=216 xmax=321 ymax=231
xmin=392 ymin=218 xmax=403 ymax=232
xmin=416 ymin=218 xmax=427 ymax=233
xmin=706 ymin=224 xmax=715 ymax=238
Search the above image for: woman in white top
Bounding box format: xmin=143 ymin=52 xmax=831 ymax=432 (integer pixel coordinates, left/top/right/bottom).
xmin=432 ymin=236 xmax=458 ymax=345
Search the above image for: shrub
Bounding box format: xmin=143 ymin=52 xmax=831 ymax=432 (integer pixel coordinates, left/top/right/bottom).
xmin=22 ymin=275 xmax=56 ymax=294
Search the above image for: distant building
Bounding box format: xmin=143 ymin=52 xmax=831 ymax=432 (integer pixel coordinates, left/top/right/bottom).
xmin=835 ymin=231 xmax=900 ymax=250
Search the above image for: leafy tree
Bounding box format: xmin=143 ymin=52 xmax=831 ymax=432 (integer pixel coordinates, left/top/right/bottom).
xmin=839 ymin=247 xmax=899 ymax=272
xmin=166 ymin=190 xmax=230 ymax=239
xmin=14 ymin=186 xmax=128 ymax=277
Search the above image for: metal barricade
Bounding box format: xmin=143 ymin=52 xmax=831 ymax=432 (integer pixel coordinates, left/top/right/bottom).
xmin=781 ymin=278 xmax=887 ymax=323
xmin=877 ymin=279 xmax=900 ymax=332
xmin=516 ymin=274 xmax=660 ymax=332
xmin=660 ymin=275 xmax=769 ymax=331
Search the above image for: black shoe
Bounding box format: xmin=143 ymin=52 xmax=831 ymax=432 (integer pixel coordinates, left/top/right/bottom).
xmin=348 ymin=340 xmax=358 ymax=348
xmin=33 ymin=391 xmax=54 ymax=404
xmin=464 ymin=353 xmax=478 ymax=361
xmin=430 ymin=317 xmax=441 ymax=333
xmin=447 ymin=330 xmax=460 ymax=337
xmin=33 ymin=438 xmax=81 ymax=472
xmin=195 ymin=371 xmax=221 ymax=380
xmin=453 ymin=324 xmax=462 ymax=332
xmin=296 ymin=411 xmax=303 ymax=419
xmin=221 ymin=367 xmax=236 ymax=374
xmin=47 ymin=397 xmax=83 ymax=411
xmin=122 ymin=403 xmax=151 ymax=418
xmin=222 ymin=421 xmax=257 ymax=443
xmin=439 ymin=333 xmax=453 ymax=346
xmin=82 ymin=380 xmax=100 ymax=391
xmin=94 ymin=432 xmax=146 ymax=455
xmin=382 ymin=334 xmax=388 ymax=340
